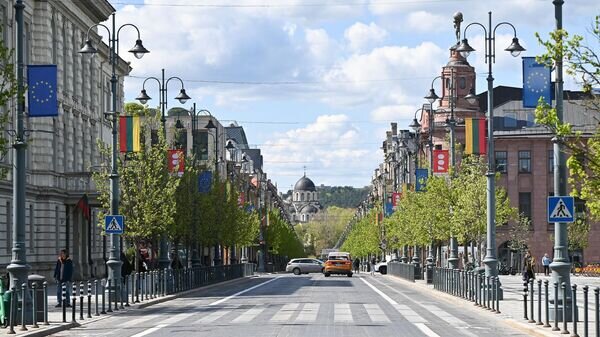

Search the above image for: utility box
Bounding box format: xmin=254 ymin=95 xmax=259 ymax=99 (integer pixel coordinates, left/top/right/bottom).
xmin=27 ymin=275 xmax=45 ymax=322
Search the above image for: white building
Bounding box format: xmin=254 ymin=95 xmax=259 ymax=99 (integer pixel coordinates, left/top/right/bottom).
xmin=0 ymin=0 xmax=130 ymax=280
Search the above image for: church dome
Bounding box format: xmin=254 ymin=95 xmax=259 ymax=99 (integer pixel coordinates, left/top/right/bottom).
xmin=300 ymin=205 xmax=319 ymax=214
xmin=294 ymin=175 xmax=316 ymax=192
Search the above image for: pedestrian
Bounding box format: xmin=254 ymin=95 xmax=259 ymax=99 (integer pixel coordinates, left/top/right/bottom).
xmin=522 ymin=250 xmax=535 ymax=283
xmin=53 ymin=249 xmax=73 ymax=307
xmin=121 ymin=251 xmax=133 ymax=281
xmin=353 ymin=258 xmax=360 ymax=274
xmin=170 ymin=250 xmax=183 ymax=270
xmin=542 ymin=253 xmax=552 ymax=276
xmin=370 ymin=257 xmax=376 ymax=276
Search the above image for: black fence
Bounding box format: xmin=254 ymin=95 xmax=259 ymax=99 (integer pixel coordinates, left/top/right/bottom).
xmin=388 ymin=262 xmax=416 ymax=282
xmin=433 ymin=267 xmax=501 ymax=313
xmin=2 ymin=263 xmax=255 ymax=333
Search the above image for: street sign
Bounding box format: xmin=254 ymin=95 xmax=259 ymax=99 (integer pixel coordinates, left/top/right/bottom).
xmin=548 ymin=196 xmax=574 ymax=223
xmin=105 ymin=215 xmax=124 ymax=234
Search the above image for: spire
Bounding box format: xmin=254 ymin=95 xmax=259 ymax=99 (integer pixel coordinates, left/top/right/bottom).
xmin=303 ymin=165 xmax=306 ymax=177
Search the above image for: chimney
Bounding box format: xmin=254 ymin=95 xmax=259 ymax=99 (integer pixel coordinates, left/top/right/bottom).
xmin=391 ymin=123 xmax=398 ymax=136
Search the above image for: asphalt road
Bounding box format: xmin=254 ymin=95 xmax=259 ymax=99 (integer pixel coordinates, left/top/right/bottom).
xmin=49 ymin=273 xmax=531 ymax=337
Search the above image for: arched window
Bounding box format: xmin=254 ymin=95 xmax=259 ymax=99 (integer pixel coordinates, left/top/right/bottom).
xmin=459 ymin=77 xmax=466 ymax=89
xmin=307 ymin=194 xmax=311 ymax=201
xmin=295 ymin=192 xmax=299 ymax=201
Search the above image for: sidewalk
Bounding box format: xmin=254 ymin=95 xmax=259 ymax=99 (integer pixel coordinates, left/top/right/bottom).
xmin=388 ymin=272 xmax=600 ymax=337
xmin=1 ymin=276 xmax=257 ymax=337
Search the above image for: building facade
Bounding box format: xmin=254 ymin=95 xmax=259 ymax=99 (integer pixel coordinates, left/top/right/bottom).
xmin=284 ymin=174 xmax=321 ymax=224
xmin=0 ymin=0 xmax=129 ymax=280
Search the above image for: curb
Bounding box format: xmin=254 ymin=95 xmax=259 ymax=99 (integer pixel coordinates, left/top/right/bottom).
xmin=383 ymin=275 xmax=557 ymax=337
xmin=12 ymin=275 xmax=259 ymax=337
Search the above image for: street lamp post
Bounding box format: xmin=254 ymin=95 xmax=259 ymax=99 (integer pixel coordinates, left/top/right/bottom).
xmin=79 ymin=13 xmax=149 ymax=295
xmin=457 ymin=11 xmax=525 ymax=299
xmin=425 ymin=69 xmax=459 ymax=269
xmin=409 ymin=108 xmax=425 ymax=278
xmin=135 ymin=69 xmax=191 ymax=270
xmin=257 ymin=172 xmax=267 ymax=272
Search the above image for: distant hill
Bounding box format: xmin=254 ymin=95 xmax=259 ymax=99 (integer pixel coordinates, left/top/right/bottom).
xmin=282 ymin=186 xmax=370 ymax=209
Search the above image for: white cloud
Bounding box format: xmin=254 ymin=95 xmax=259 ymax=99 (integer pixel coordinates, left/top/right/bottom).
xmin=370 ymin=104 xmax=418 ymax=121
xmin=405 ymin=11 xmax=447 ymax=33
xmin=344 ymin=22 xmax=388 ymax=52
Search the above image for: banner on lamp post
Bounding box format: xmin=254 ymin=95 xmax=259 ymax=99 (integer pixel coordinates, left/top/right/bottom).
xmin=238 ymin=192 xmax=245 ymax=206
xmin=415 ymin=169 xmax=428 ymax=191
xmin=168 ymin=150 xmax=185 ymax=176
xmin=433 ymin=149 xmax=449 ymax=174
xmin=392 ymin=192 xmax=401 ymax=207
xmin=198 ymin=171 xmax=212 ymax=193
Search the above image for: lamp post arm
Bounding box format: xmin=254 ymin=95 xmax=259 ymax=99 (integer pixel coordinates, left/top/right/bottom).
xmin=141 ymin=77 xmax=161 ymax=90
xmin=165 ymin=76 xmax=186 ymax=90
xmin=83 ymin=23 xmax=111 ymax=45
xmin=116 ymin=23 xmax=142 ymax=42
xmin=429 ymin=75 xmax=442 ymax=90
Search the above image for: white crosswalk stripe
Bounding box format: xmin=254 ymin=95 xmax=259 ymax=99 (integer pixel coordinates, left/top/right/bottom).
xmin=232 ymin=307 xmax=266 ymax=323
xmin=196 ymin=308 xmax=234 ymax=323
xmin=295 ymin=303 xmax=320 ymax=322
xmin=270 ymin=303 xmax=300 ymax=322
xmin=363 ymin=303 xmax=390 ymax=323
xmin=334 ymin=303 xmax=352 ymax=322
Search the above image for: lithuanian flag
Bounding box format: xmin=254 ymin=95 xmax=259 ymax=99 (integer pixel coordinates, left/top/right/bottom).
xmin=465 ymin=118 xmax=486 ymax=155
xmin=119 ymin=116 xmax=141 ymax=152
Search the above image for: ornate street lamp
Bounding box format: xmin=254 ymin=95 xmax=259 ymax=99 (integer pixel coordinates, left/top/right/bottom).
xmin=78 ymin=13 xmax=149 ymax=298
xmin=457 ymin=11 xmax=524 ymax=299
xmin=135 ymin=69 xmax=190 ymax=270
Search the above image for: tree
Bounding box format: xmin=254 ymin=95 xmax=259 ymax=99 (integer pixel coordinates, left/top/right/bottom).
xmin=535 ymin=16 xmax=600 ymax=220
xmin=507 ymin=214 xmax=531 ymax=253
xmin=304 ymin=206 xmax=354 ymax=255
xmin=0 ymin=27 xmax=18 ymax=177
xmin=342 ymin=208 xmax=380 ymax=257
xmin=92 ymin=103 xmax=180 ymax=269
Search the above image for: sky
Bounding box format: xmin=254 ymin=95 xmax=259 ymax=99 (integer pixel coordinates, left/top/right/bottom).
xmin=106 ymin=0 xmax=599 ymax=191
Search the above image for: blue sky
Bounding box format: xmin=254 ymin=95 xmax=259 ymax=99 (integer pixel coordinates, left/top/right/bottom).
xmin=107 ymin=0 xmax=599 ymax=191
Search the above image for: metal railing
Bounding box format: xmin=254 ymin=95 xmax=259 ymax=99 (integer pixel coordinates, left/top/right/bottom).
xmin=3 ymin=263 xmax=255 ymax=332
xmin=432 ymin=267 xmax=501 ymax=313
xmin=522 ymin=279 xmax=600 ymax=337
xmin=388 ymin=262 xmax=416 ymax=282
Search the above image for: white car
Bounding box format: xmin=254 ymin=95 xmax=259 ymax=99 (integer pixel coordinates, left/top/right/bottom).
xmin=286 ymin=258 xmax=324 ymax=275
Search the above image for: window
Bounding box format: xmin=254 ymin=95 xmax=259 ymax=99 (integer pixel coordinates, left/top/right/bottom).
xmin=548 ymin=150 xmax=554 ymax=173
xmin=519 ymin=192 xmax=532 ymax=221
xmin=504 ymin=112 xmax=517 ymax=128
xmin=459 ymin=77 xmax=466 ymax=89
xmin=518 ymin=151 xmax=531 ymax=173
xmin=495 ymin=151 xmax=507 ymax=173
xmin=192 ymin=130 xmax=208 ymax=160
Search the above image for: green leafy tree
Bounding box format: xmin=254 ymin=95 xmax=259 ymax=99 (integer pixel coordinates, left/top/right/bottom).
xmin=342 ymin=208 xmax=380 ymax=257
xmin=0 ymin=27 xmax=18 ymax=177
xmin=507 ymin=214 xmax=531 ymax=253
xmin=92 ymin=103 xmax=180 ymax=269
xmin=535 ymin=16 xmax=600 ymax=220
xmin=305 ymin=206 xmax=354 ymax=255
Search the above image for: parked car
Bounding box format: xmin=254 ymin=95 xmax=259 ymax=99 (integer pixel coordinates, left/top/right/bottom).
xmin=374 ymin=258 xmax=399 ymax=275
xmin=286 ymin=258 xmax=324 ymax=275
xmin=324 ymin=252 xmax=352 ymax=277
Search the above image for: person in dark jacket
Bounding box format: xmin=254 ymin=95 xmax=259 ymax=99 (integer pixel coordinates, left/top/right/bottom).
xmin=53 ymin=249 xmax=73 ymax=307
xmin=353 ymin=258 xmax=361 ymax=274
xmin=121 ymin=252 xmax=134 ymax=281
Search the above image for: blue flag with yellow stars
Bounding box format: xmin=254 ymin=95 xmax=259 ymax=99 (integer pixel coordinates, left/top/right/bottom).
xmin=198 ymin=170 xmax=213 ymax=193
xmin=522 ymin=57 xmax=552 ymax=108
xmin=27 ymin=65 xmax=58 ymax=117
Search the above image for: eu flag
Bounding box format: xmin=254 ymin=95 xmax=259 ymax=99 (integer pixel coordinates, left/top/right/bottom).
xmin=415 ymin=168 xmax=428 ymax=192
xmin=27 ymin=65 xmax=58 ymax=117
xmin=523 ymin=57 xmax=551 ymax=108
xmin=198 ymin=171 xmax=212 ymax=193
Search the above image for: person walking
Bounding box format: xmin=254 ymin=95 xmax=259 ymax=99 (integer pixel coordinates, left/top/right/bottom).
xmin=542 ymin=253 xmax=552 ymax=276
xmin=353 ymin=258 xmax=360 ymax=274
xmin=370 ymin=257 xmax=376 ymax=276
xmin=522 ymin=250 xmax=535 ymax=283
xmin=53 ymin=249 xmax=73 ymax=307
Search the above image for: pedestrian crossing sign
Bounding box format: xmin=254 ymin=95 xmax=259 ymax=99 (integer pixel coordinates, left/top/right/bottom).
xmin=105 ymin=215 xmax=124 ymax=234
xmin=547 ymin=196 xmax=574 ymax=223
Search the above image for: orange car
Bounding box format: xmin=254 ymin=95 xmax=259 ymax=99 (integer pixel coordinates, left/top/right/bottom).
xmin=323 ymin=252 xmax=352 ymax=277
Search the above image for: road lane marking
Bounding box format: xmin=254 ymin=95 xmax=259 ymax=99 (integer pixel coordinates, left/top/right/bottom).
xmin=196 ymin=309 xmax=233 ymax=323
xmin=270 ymin=303 xmax=300 ymax=322
xmin=415 ymin=322 xmax=441 ymax=337
xmin=232 ymin=307 xmax=265 ymax=323
xmin=295 ymin=303 xmax=319 ymax=322
xmin=334 ymin=303 xmax=353 ymax=322
xmin=116 ymin=314 xmax=162 ymax=327
xmin=159 ymin=312 xmax=197 ymax=325
xmin=209 ymin=276 xmax=281 ymax=306
xmin=129 ymin=324 xmax=168 ymax=337
xmin=364 ymin=303 xmax=390 ymax=323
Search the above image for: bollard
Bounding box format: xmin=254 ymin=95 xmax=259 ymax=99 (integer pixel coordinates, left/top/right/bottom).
xmin=537 ymin=279 xmax=543 ymax=325
xmin=491 ymin=277 xmax=496 ymax=313
xmin=150 ymin=271 xmax=154 ymax=299
xmin=135 ymin=272 xmax=140 ymax=303
xmin=114 ymin=279 xmax=119 ymax=311
xmin=62 ymin=282 xmax=67 ymax=322
xmin=31 ymin=283 xmax=39 ymax=328
xmin=80 ymin=282 xmax=84 ymax=320
xmin=8 ymin=285 xmax=16 ymax=334
xmin=595 ymin=288 xmax=599 ymax=337
xmin=87 ymin=281 xmax=92 ymax=318
xmin=164 ymin=268 xmax=168 ymax=296
xmin=571 ymin=284 xmax=578 ymax=337
xmin=544 ymin=280 xmax=551 ymax=328
xmin=71 ymin=283 xmax=77 ymax=323
xmin=125 ymin=275 xmax=130 ymax=307
xmin=484 ymin=276 xmax=489 ymax=310
xmin=21 ymin=283 xmax=28 ymax=331
xmin=120 ymin=278 xmax=124 ymax=309
xmin=95 ymin=280 xmax=100 ymax=316
xmin=554 ymin=282 xmax=560 ymax=331
xmin=523 ymin=280 xmax=529 ymax=321
xmin=106 ymin=279 xmax=111 ymax=313
xmin=562 ymin=282 xmax=569 ymax=335
xmin=529 ymin=279 xmax=535 ymax=323
xmin=43 ymin=281 xmax=49 ymax=325
xmin=583 ymin=286 xmax=588 ymax=337
xmin=132 ymin=273 xmax=137 ymax=304
xmin=495 ymin=276 xmax=500 ymax=314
